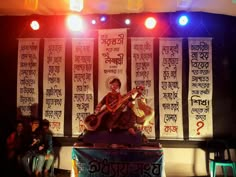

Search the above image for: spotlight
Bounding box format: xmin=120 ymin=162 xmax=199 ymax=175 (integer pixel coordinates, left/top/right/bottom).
xmin=30 ymin=20 xmax=40 ymax=30
xmin=178 ymin=15 xmax=189 ymax=26
xmin=91 ymin=19 xmax=96 ymax=25
xmin=100 ymin=16 xmax=107 ymax=22
xmin=125 ymin=18 xmax=131 ymax=25
xmin=144 ymin=17 xmax=157 ymax=29
xmin=66 ymin=15 xmax=84 ymax=32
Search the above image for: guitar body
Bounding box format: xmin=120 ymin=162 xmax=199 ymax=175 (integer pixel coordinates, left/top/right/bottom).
xmin=83 ymin=109 xmax=108 ymax=131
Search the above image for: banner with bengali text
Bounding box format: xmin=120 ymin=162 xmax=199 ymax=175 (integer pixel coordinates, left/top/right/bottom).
xmin=43 ymin=38 xmax=65 ymax=137
xmin=188 ymin=38 xmax=213 ymax=139
xmin=72 ymin=38 xmax=94 ymax=136
xmin=131 ymin=37 xmax=156 ymax=139
xmin=159 ymin=38 xmax=183 ymax=140
xmin=71 ymin=147 xmax=164 ymax=177
xmin=98 ymin=28 xmax=127 ymax=100
xmin=17 ymin=38 xmax=40 ymax=117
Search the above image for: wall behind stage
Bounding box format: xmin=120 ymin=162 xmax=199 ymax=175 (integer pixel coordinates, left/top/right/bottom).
xmin=0 ymin=12 xmax=236 ymax=147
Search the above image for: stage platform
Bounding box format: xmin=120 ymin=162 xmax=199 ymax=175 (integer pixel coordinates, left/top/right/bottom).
xmin=81 ymin=130 xmax=144 ymax=146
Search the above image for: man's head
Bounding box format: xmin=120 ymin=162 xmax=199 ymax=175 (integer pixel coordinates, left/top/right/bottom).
xmin=109 ymin=78 xmax=121 ymax=91
xmin=16 ymin=120 xmax=24 ymax=134
xmin=30 ymin=117 xmax=40 ymax=131
xmin=42 ymin=119 xmax=50 ymax=132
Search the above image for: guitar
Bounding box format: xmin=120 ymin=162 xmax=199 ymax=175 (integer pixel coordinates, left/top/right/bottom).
xmin=83 ymin=86 xmax=145 ymax=131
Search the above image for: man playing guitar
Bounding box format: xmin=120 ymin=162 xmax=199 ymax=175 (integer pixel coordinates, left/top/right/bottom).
xmin=84 ymin=78 xmax=144 ymax=135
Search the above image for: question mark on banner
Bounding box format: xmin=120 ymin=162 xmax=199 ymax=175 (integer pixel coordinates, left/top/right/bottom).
xmin=196 ymin=121 xmax=204 ymax=135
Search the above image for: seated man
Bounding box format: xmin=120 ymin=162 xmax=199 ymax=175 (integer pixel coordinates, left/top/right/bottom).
xmin=83 ymin=78 xmax=145 ymax=146
xmin=36 ymin=119 xmax=54 ymax=177
xmin=89 ymin=78 xmax=142 ymax=134
xmin=21 ymin=118 xmax=43 ymax=177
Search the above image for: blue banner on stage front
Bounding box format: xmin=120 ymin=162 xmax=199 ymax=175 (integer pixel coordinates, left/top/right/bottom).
xmin=71 ymin=147 xmax=163 ymax=177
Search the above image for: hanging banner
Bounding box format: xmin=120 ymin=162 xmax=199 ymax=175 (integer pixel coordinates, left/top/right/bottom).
xmin=17 ymin=38 xmax=40 ymax=117
xmin=43 ymin=38 xmax=65 ymax=137
xmin=131 ymin=37 xmax=156 ymax=139
xmin=71 ymin=147 xmax=164 ymax=177
xmin=159 ymin=38 xmax=183 ymax=140
xmin=98 ymin=28 xmax=127 ymax=100
xmin=72 ymin=38 xmax=94 ymax=136
xmin=188 ymin=38 xmax=213 ymax=139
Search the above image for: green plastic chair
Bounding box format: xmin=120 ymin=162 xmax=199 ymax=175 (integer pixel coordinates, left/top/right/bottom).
xmin=207 ymin=139 xmax=236 ymax=177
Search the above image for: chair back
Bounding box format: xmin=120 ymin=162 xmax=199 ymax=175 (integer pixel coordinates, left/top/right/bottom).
xmin=206 ymin=139 xmax=231 ymax=161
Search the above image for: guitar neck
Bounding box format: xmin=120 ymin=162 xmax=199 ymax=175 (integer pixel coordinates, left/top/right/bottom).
xmin=113 ymin=88 xmax=137 ymax=112
xmin=122 ymin=88 xmax=136 ymax=102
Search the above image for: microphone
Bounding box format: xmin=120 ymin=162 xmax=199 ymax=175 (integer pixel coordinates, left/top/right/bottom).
xmin=31 ymin=138 xmax=40 ymax=146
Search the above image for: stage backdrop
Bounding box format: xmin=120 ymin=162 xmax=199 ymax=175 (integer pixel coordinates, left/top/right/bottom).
xmin=131 ymin=37 xmax=156 ymax=139
xmin=159 ymin=38 xmax=183 ymax=140
xmin=42 ymin=38 xmax=65 ymax=137
xmin=16 ymin=35 xmax=215 ymax=140
xmin=72 ymin=38 xmax=94 ymax=136
xmin=17 ymin=38 xmax=40 ymax=117
xmin=98 ymin=28 xmax=127 ymax=101
xmin=188 ymin=38 xmax=213 ymax=139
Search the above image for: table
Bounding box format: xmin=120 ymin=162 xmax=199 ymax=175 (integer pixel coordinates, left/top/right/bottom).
xmin=71 ymin=145 xmax=164 ymax=177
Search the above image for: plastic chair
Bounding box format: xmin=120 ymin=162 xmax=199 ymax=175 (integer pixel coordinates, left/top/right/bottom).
xmin=206 ymin=139 xmax=236 ymax=177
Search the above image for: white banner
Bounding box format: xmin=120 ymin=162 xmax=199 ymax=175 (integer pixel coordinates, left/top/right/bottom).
xmin=131 ymin=37 xmax=156 ymax=139
xmin=72 ymin=38 xmax=94 ymax=136
xmin=188 ymin=38 xmax=213 ymax=139
xmin=159 ymin=38 xmax=183 ymax=140
xmin=43 ymin=38 xmax=65 ymax=137
xmin=17 ymin=38 xmax=39 ymax=117
xmin=98 ymin=28 xmax=127 ymax=100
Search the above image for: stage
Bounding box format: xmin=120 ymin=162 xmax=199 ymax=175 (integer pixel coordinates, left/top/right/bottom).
xmin=71 ymin=145 xmax=165 ymax=177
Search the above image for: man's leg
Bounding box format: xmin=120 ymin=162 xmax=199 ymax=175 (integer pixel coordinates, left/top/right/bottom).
xmin=44 ymin=154 xmax=54 ymax=177
xmin=34 ymin=154 xmax=45 ymax=177
xmin=21 ymin=152 xmax=33 ymax=176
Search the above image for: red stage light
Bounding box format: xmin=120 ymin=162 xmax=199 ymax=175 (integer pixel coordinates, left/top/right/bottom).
xmin=125 ymin=18 xmax=131 ymax=25
xmin=66 ymin=15 xmax=84 ymax=32
xmin=144 ymin=17 xmax=157 ymax=29
xmin=91 ymin=19 xmax=96 ymax=25
xmin=30 ymin=20 xmax=40 ymax=30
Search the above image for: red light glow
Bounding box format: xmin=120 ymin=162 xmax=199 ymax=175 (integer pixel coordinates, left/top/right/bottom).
xmin=144 ymin=17 xmax=157 ymax=29
xmin=30 ymin=20 xmax=40 ymax=30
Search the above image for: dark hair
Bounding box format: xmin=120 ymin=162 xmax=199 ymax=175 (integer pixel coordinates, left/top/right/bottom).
xmin=42 ymin=119 xmax=50 ymax=127
xmin=30 ymin=117 xmax=40 ymax=123
xmin=109 ymin=78 xmax=121 ymax=88
xmin=16 ymin=120 xmax=24 ymax=127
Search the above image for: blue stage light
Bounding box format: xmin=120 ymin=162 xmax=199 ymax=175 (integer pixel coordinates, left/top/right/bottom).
xmin=178 ymin=15 xmax=188 ymax=26
xmin=100 ymin=16 xmax=107 ymax=22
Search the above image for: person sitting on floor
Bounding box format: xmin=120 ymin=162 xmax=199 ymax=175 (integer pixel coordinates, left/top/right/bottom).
xmin=94 ymin=78 xmax=140 ymax=135
xmin=84 ymin=78 xmax=144 ymax=135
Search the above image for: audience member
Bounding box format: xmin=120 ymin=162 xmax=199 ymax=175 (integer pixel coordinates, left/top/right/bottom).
xmin=6 ymin=120 xmax=26 ymax=176
xmin=35 ymin=119 xmax=54 ymax=177
xmin=21 ymin=118 xmax=43 ymax=177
